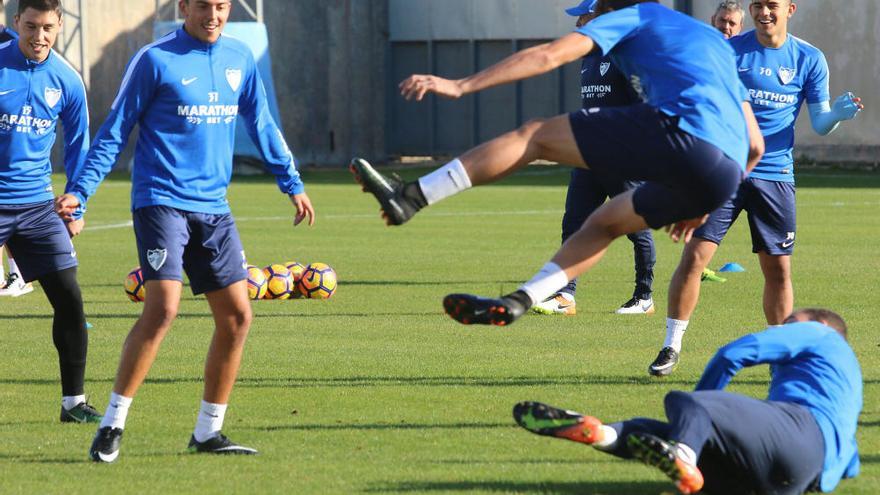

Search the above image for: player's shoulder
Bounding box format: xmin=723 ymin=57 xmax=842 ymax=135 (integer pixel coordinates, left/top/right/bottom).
xmin=47 ymin=51 xmax=87 ymax=93
xmin=134 ymin=30 xmax=182 ymax=67
xmin=728 ymin=30 xmax=757 ymax=50
xmin=218 ymin=34 xmax=254 ymax=62
xmin=787 ymin=34 xmax=826 ymax=61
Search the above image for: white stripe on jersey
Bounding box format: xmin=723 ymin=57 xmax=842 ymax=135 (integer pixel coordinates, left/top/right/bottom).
xmin=0 ymin=39 xmax=13 ymax=50
xmin=111 ymin=31 xmax=178 ymax=111
xmin=50 ymin=49 xmax=90 ymax=125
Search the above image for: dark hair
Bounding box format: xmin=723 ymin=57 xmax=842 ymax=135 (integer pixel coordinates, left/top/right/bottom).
xmin=17 ymin=0 xmax=63 ymax=17
xmin=792 ymin=308 xmax=848 ymax=338
xmin=595 ymin=0 xmax=658 ymax=14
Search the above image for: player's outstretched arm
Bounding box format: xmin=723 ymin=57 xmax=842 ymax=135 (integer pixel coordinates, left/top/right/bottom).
xmin=290 ymin=193 xmax=315 ymax=227
xmin=743 ymin=102 xmax=764 ymax=174
xmin=809 ymin=92 xmax=864 ymax=136
xmin=399 ymin=32 xmax=595 ymax=101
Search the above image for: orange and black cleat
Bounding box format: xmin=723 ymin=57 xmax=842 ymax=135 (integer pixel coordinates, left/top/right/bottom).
xmin=513 ymin=401 xmax=605 ymax=445
xmin=443 ymin=291 xmax=529 ymax=326
xmin=627 ymin=432 xmax=704 ymax=494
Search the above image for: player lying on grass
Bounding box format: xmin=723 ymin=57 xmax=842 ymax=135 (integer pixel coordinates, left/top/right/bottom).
xmin=0 ymin=0 xmax=101 ymax=423
xmin=351 ymin=0 xmax=763 ymax=326
xmin=515 ymin=307 xmax=862 ymax=495
xmin=531 ymin=0 xmax=657 ymax=317
xmin=649 ymin=0 xmax=865 ymax=377
xmin=56 ymin=0 xmax=315 ymax=462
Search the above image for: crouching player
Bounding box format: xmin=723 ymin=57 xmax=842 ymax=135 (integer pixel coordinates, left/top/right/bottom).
xmin=57 ymin=0 xmax=315 ymax=462
xmin=515 ymin=308 xmax=862 ymax=495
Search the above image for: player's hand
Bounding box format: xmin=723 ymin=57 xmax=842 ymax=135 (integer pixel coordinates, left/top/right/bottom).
xmin=665 ymin=215 xmax=709 ymax=243
xmin=833 ymin=92 xmax=864 ymax=120
xmin=290 ymin=192 xmax=315 ymax=226
xmin=399 ymin=75 xmax=463 ymax=101
xmin=66 ymin=218 xmax=85 ymax=237
xmin=54 ymin=194 xmax=81 ymax=222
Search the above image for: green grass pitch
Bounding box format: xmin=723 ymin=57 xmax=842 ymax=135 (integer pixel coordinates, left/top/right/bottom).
xmin=0 ymin=167 xmax=877 ymax=494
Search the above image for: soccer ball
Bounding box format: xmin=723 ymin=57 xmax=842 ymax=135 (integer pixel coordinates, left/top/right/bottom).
xmin=246 ymin=265 xmax=267 ymax=300
xmin=262 ymin=264 xmax=294 ymax=300
xmin=285 ymin=261 xmax=306 ymax=297
xmin=297 ymin=262 xmax=337 ymax=299
xmin=124 ymin=266 xmax=145 ymax=302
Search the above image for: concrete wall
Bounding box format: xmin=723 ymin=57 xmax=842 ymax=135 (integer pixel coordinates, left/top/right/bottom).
xmin=4 ymin=0 xmax=389 ymax=167
xmin=3 ymin=0 xmax=876 ymax=165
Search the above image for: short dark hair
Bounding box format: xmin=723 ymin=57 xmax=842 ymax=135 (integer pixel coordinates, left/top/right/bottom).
xmin=595 ymin=0 xmax=658 ymax=14
xmin=791 ymin=308 xmax=848 ymax=338
xmin=17 ymin=0 xmax=63 ymax=17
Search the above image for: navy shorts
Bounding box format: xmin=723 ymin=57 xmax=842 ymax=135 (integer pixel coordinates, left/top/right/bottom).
xmin=694 ymin=177 xmax=796 ymax=255
xmin=569 ymin=104 xmax=743 ymax=228
xmin=0 ymin=201 xmax=77 ymax=282
xmin=133 ymin=206 xmax=247 ymax=295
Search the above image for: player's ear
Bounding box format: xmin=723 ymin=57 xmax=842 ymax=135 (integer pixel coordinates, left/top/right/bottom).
xmin=787 ymin=1 xmax=797 ymax=17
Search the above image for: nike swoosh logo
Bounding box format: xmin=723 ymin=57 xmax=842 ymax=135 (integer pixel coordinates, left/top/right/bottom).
xmin=181 ymin=77 xmax=198 ymax=86
xmin=97 ymin=450 xmax=119 ymax=462
xmin=581 ymin=68 xmax=589 ymax=74
xmin=738 ymin=68 xmax=750 ymax=73
xmin=0 ymin=89 xmax=15 ymax=95
xmin=781 ymin=241 xmax=794 ymax=248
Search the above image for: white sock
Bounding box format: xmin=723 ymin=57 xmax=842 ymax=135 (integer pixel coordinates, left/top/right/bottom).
xmin=62 ymin=394 xmax=86 ymax=411
xmin=518 ymin=262 xmax=570 ymax=305
xmin=8 ymin=257 xmax=20 ymax=276
xmin=592 ymin=425 xmax=619 ymax=450
xmin=663 ymin=318 xmax=689 ymax=352
xmin=100 ymin=392 xmax=133 ymax=430
xmin=193 ymin=400 xmax=227 ymax=442
xmin=675 ymin=442 xmax=698 ymax=466
xmin=417 ymin=158 xmax=472 ymax=205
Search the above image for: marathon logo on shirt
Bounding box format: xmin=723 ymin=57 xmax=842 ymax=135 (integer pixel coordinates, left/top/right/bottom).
xmin=581 ymin=84 xmax=614 ymax=100
xmin=177 ymin=102 xmax=239 ymax=125
xmin=0 ymin=106 xmax=53 ymax=134
xmin=748 ymin=88 xmax=797 ymax=109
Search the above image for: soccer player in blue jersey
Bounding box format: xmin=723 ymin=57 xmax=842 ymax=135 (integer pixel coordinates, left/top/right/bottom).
xmin=352 ymin=0 xmax=764 ymax=326
xmin=0 ymin=0 xmax=101 ymax=423
xmin=516 ymin=307 xmax=862 ymax=494
xmin=56 ymin=0 xmax=315 ymax=462
xmin=532 ymin=0 xmax=656 ymax=317
xmin=649 ymin=0 xmax=864 ymax=377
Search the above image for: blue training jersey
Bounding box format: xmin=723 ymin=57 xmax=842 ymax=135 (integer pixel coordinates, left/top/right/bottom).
xmin=0 ymin=26 xmax=18 ymax=43
xmin=69 ymin=28 xmax=304 ymax=215
xmin=696 ymin=322 xmax=862 ymax=493
xmin=579 ymin=52 xmax=638 ymax=108
xmin=577 ymin=3 xmax=749 ymax=169
xmin=731 ymin=31 xmax=830 ymax=183
xmin=0 ymin=38 xmax=89 ymax=205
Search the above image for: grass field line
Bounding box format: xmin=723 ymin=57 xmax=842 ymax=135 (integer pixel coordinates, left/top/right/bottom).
xmin=85 ymin=209 xmax=567 ymax=231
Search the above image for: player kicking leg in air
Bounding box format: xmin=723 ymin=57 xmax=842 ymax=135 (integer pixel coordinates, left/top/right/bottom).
xmin=514 ymin=308 xmax=862 ymax=494
xmin=57 ymin=0 xmax=315 ymax=462
xmin=648 ymin=0 xmax=864 ymax=377
xmin=0 ymin=0 xmax=100 ymax=423
xmin=352 ymin=0 xmax=763 ymax=326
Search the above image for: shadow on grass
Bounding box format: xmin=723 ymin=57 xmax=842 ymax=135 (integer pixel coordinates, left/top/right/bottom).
xmin=252 ymin=421 xmax=511 ymax=432
xmin=861 ymin=454 xmax=880 ymax=464
xmin=362 ymin=480 xmax=674 ymax=494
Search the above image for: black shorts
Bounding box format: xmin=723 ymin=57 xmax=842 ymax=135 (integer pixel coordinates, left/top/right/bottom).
xmin=569 ymin=104 xmax=743 ymax=228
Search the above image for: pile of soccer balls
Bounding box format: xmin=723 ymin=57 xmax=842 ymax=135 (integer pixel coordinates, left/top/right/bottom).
xmin=123 ymin=262 xmax=338 ymax=302
xmin=248 ymin=261 xmax=338 ymax=300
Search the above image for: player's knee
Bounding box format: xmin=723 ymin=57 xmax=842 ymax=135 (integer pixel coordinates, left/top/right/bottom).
xmin=762 ymin=261 xmax=790 ymax=285
xmin=141 ymin=304 xmax=179 ymax=330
